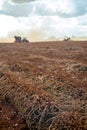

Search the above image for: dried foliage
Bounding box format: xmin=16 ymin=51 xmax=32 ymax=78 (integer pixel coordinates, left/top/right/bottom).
xmin=0 ymin=73 xmax=60 ymax=130
xmin=0 ymin=41 xmax=87 ymax=130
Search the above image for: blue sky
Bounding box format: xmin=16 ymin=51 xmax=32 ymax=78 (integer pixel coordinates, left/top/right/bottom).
xmin=0 ymin=0 xmax=87 ymax=42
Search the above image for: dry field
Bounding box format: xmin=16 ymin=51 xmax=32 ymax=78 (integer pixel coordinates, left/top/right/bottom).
xmin=0 ymin=41 xmax=87 ymax=130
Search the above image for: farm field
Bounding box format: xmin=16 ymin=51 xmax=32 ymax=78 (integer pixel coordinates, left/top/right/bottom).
xmin=0 ymin=41 xmax=87 ymax=130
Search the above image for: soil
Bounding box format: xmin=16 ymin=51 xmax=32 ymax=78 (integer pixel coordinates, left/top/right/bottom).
xmin=0 ymin=102 xmax=28 ymax=130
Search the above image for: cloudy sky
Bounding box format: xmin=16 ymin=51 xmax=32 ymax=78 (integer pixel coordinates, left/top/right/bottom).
xmin=0 ymin=0 xmax=87 ymax=42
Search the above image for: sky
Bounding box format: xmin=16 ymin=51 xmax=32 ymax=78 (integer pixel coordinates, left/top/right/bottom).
xmin=0 ymin=0 xmax=87 ymax=42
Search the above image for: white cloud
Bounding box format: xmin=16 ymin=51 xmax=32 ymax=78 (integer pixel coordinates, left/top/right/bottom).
xmin=0 ymin=14 xmax=78 ymax=41
xmin=0 ymin=0 xmax=87 ymax=18
xmin=57 ymin=0 xmax=74 ymax=14
xmin=0 ymin=15 xmax=21 ymax=37
xmin=0 ymin=0 xmax=4 ymax=9
xmin=9 ymin=0 xmax=38 ymax=4
xmin=0 ymin=0 xmax=87 ymax=42
xmin=1 ymin=0 xmax=87 ymax=17
xmin=0 ymin=0 xmax=34 ymax=17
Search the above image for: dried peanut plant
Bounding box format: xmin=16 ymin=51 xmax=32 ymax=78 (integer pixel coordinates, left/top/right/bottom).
xmin=0 ymin=41 xmax=87 ymax=130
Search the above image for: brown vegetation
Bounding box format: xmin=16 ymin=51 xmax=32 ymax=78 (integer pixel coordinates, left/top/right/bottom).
xmin=0 ymin=41 xmax=87 ymax=130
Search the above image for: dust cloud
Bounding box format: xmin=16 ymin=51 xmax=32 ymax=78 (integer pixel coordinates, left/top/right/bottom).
xmin=0 ymin=29 xmax=45 ymax=43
